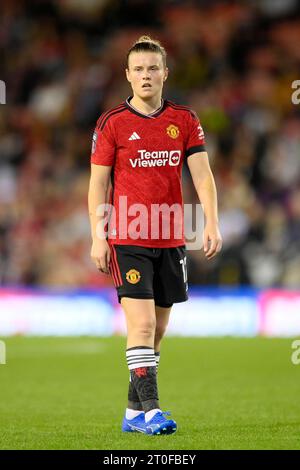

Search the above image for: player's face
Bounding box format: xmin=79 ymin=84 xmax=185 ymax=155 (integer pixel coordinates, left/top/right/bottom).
xmin=126 ymin=52 xmax=168 ymax=100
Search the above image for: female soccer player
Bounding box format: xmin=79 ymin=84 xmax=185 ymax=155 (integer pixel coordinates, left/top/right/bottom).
xmin=88 ymin=36 xmax=222 ymax=435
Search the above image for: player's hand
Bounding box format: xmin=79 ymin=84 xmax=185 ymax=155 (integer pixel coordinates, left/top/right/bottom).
xmin=91 ymin=239 xmax=111 ymax=274
xmin=203 ymin=223 xmax=222 ymax=260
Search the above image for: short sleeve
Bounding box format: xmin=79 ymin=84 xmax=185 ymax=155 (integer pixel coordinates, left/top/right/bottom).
xmin=90 ymin=117 xmax=115 ymax=166
xmin=185 ymin=111 xmax=206 ymax=158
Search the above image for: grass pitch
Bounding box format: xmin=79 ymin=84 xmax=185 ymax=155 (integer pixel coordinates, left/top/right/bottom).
xmin=0 ymin=336 xmax=299 ymax=450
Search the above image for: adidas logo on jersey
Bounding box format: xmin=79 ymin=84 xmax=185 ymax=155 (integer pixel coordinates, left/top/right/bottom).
xmin=129 ymin=132 xmax=141 ymax=141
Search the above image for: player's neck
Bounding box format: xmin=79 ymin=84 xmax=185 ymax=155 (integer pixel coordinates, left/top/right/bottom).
xmin=130 ymin=95 xmax=163 ymax=116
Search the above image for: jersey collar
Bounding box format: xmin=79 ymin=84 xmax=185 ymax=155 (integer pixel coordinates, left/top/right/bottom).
xmin=125 ymin=96 xmax=167 ymax=119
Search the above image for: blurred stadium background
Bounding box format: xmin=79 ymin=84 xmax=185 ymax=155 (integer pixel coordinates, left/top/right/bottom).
xmin=1 ymin=0 xmax=300 ymax=336
xmin=0 ymin=0 xmax=300 ymax=450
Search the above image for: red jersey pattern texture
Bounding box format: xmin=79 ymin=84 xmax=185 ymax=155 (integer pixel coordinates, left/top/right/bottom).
xmin=91 ymin=98 xmax=206 ymax=248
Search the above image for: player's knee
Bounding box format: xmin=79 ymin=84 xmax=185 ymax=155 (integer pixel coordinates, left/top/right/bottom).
xmin=155 ymin=324 xmax=167 ymax=342
xmin=132 ymin=320 xmax=156 ymax=340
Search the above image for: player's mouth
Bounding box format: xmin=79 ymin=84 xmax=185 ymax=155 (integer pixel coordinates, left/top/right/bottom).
xmin=142 ymin=83 xmax=152 ymax=89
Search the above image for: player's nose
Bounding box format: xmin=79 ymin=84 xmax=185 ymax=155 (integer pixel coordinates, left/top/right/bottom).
xmin=142 ymin=70 xmax=151 ymax=80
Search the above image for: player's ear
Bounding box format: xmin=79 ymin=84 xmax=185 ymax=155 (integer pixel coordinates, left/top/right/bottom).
xmin=163 ymin=67 xmax=169 ymax=82
xmin=125 ymin=68 xmax=131 ymax=83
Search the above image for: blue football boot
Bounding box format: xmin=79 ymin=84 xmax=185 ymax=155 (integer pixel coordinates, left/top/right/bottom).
xmin=122 ymin=412 xmax=146 ymax=433
xmin=145 ymin=411 xmax=177 ymax=435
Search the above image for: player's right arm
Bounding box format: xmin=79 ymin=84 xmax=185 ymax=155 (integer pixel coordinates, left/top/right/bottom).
xmin=88 ymin=163 xmax=112 ymax=274
xmin=88 ymin=116 xmax=116 ymax=274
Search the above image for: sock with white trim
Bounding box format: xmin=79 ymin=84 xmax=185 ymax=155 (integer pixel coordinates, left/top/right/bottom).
xmin=125 ymin=408 xmax=144 ymax=420
xmin=128 ymin=375 xmax=143 ymax=411
xmin=127 ymin=351 xmax=161 ymax=411
xmin=126 ymin=346 xmax=159 ymax=413
xmin=155 ymin=351 xmax=160 ymax=372
xmin=145 ymin=408 xmax=161 ymax=423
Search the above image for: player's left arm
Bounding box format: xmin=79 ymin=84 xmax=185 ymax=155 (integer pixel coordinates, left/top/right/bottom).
xmin=187 ymin=152 xmax=222 ymax=259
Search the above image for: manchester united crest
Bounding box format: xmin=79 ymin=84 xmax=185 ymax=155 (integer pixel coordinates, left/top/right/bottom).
xmin=126 ymin=269 xmax=141 ymax=284
xmin=166 ymin=124 xmax=179 ymax=139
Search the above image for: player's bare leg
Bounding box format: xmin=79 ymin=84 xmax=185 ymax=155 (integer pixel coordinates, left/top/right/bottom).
xmin=121 ymin=298 xmax=176 ymax=434
xmin=154 ymin=305 xmax=172 ymax=374
xmin=122 ymin=298 xmax=156 ymax=349
xmin=154 ymin=305 xmax=172 ymax=354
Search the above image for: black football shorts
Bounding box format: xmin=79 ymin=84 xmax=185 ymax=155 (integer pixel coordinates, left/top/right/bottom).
xmin=109 ymin=245 xmax=188 ymax=307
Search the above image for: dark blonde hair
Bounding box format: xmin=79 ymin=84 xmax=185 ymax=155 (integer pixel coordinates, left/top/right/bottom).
xmin=126 ymin=35 xmax=167 ymax=68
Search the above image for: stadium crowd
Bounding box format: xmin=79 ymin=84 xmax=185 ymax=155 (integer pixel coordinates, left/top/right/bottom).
xmin=0 ymin=0 xmax=300 ymax=288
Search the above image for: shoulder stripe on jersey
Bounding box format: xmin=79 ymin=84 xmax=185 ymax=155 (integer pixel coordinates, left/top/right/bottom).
xmin=167 ymin=102 xmax=198 ymax=119
xmin=97 ymin=105 xmax=126 ymax=130
xmin=97 ymin=103 xmax=125 ymax=123
xmin=167 ymin=101 xmax=191 ymax=110
xmin=96 ymin=104 xmax=124 ymax=128
xmin=96 ymin=104 xmax=126 ymax=129
xmin=99 ymin=107 xmax=127 ymax=131
xmin=186 ymin=145 xmax=206 ymax=158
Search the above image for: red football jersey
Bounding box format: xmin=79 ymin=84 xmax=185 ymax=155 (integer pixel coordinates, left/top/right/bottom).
xmin=91 ymin=97 xmax=206 ymax=247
